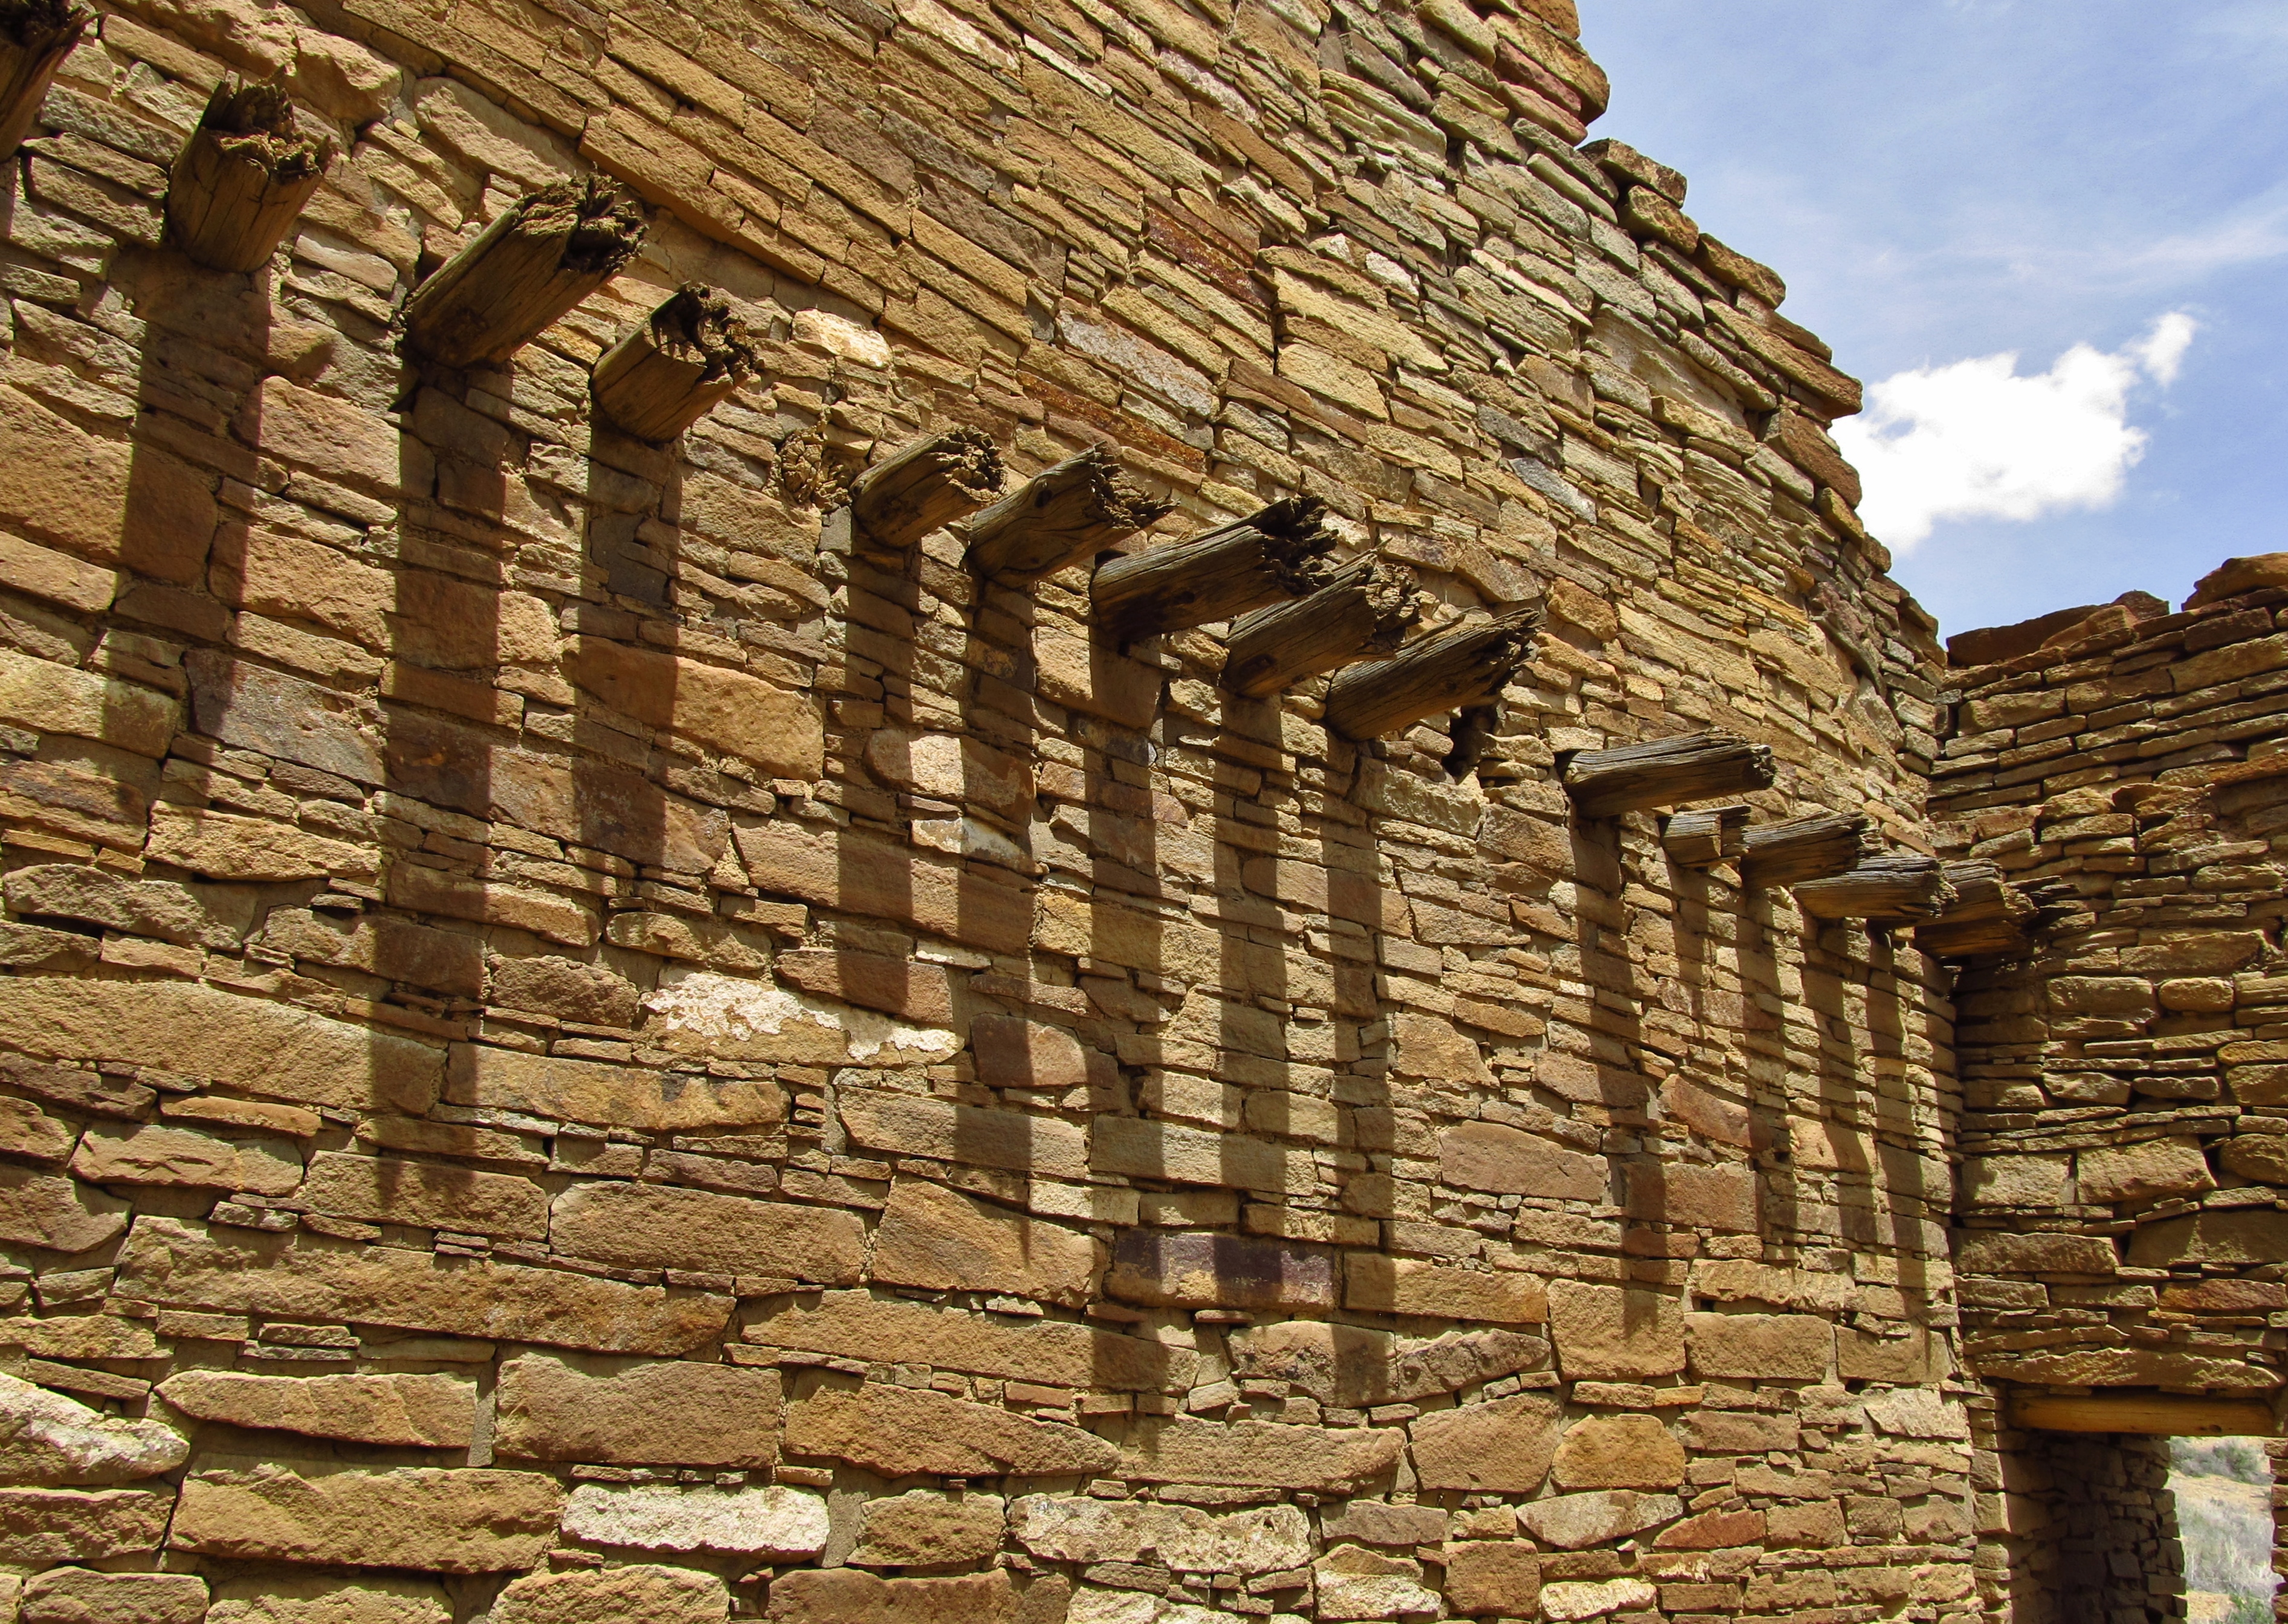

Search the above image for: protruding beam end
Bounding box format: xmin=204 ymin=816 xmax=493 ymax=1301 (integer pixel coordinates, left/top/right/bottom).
xmin=592 ymin=285 xmax=760 ymax=442
xmin=1322 ymin=605 xmax=1540 ymax=741
xmin=401 ymin=178 xmax=647 ymax=370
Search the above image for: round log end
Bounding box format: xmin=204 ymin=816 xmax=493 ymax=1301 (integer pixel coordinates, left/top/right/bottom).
xmin=1359 ymin=561 xmax=1426 ymax=654
xmin=653 ymin=284 xmax=760 ymax=382
xmin=936 ymin=425 xmax=1005 ymax=500
xmin=525 ymin=176 xmax=648 ymax=277
xmin=1 ymin=0 xmax=91 ymax=48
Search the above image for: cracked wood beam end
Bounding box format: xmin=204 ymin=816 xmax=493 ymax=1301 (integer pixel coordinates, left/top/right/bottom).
xmin=1563 ymin=730 xmax=1776 ymax=819
xmin=0 ymin=0 xmax=89 ymax=162
xmin=592 ymin=284 xmax=760 ymax=442
xmin=1661 ymin=804 xmax=1751 ymax=868
xmin=401 ymin=178 xmax=647 ymax=370
xmin=1914 ymin=859 xmax=2040 ymax=958
xmin=1223 ymin=558 xmax=1423 ymax=699
xmin=1739 ymin=813 xmax=1873 ymax=888
xmin=962 ymin=446 xmax=1171 ymax=584
xmin=1793 ymin=852 xmax=1957 ymax=923
xmin=167 ymin=76 xmax=334 ymax=274
xmin=1091 ymin=497 xmax=1336 ymax=645
xmin=848 ymin=428 xmax=1005 ymax=556
xmin=1321 ymin=605 xmax=1539 ymax=741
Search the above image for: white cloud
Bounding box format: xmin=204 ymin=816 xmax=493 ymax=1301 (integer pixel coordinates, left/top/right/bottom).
xmin=1833 ymin=312 xmax=2198 ymax=549
xmin=2131 ymin=310 xmax=2197 ymax=384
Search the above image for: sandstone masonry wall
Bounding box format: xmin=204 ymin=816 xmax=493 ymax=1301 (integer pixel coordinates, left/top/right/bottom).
xmin=0 ymin=0 xmax=1980 ymax=1619
xmin=1932 ymin=557 xmax=2288 ymax=1623
xmin=1993 ymin=1431 xmax=2183 ymax=1624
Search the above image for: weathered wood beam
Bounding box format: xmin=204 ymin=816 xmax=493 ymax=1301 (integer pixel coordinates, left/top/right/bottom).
xmin=1563 ymin=730 xmax=1776 ymax=819
xmin=962 ymin=446 xmax=1171 ymax=583
xmin=2010 ymin=1390 xmax=2277 ymax=1438
xmin=1223 ymin=558 xmax=1423 ymax=699
xmin=1739 ymin=813 xmax=1872 ymax=888
xmin=1661 ymin=804 xmax=1750 ymax=868
xmin=166 ymin=77 xmax=332 ymax=274
xmin=1914 ymin=859 xmax=2040 ymax=958
xmin=401 ymin=178 xmax=647 ymax=369
xmin=1322 ymin=606 xmax=1539 ymax=741
xmin=1091 ymin=497 xmax=1335 ymax=645
xmin=1793 ymin=852 xmax=1957 ymax=923
xmin=590 ymin=284 xmax=758 ymax=442
xmin=0 ymin=0 xmax=89 ymax=163
xmin=849 ymin=428 xmax=1004 ymax=555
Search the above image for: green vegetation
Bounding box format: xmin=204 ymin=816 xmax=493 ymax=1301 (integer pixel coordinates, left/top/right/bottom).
xmin=2171 ymin=1436 xmax=2279 ymax=1624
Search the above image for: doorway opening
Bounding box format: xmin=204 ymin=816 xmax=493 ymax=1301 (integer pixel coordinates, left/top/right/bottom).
xmin=1992 ymin=1390 xmax=2282 ymax=1623
xmin=2170 ymin=1436 xmax=2279 ymax=1624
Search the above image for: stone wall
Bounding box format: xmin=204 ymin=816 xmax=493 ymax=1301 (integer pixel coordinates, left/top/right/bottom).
xmin=1984 ymin=1430 xmax=2183 ymax=1624
xmin=1933 ymin=555 xmax=2288 ymax=1622
xmin=0 ymin=0 xmax=1983 ymax=1619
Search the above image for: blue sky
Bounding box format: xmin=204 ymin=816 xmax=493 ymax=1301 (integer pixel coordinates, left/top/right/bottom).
xmin=1577 ymin=2 xmax=2288 ymax=637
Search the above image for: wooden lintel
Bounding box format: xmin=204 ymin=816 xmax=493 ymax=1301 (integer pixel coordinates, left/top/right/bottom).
xmin=962 ymin=446 xmax=1171 ymax=583
xmin=1740 ymin=813 xmax=1873 ymax=888
xmin=2010 ymin=1390 xmax=2278 ymax=1438
xmin=0 ymin=0 xmax=91 ymax=163
xmin=1091 ymin=497 xmax=1334 ymax=644
xmin=591 ymin=284 xmax=759 ymax=442
xmin=167 ymin=76 xmax=334 ymax=274
xmin=1794 ymin=852 xmax=1957 ymax=923
xmin=1223 ymin=558 xmax=1422 ymax=699
xmin=401 ymin=178 xmax=647 ymax=370
xmin=848 ymin=428 xmax=1004 ymax=555
xmin=1563 ymin=730 xmax=1777 ymax=819
xmin=1322 ymin=605 xmax=1539 ymax=741
xmin=1661 ymin=804 xmax=1751 ymax=868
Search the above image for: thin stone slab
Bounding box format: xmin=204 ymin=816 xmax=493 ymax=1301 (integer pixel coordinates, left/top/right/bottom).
xmin=116 ymin=1216 xmax=730 ymax=1356
xmin=155 ymin=1371 xmax=475 ymax=1448
xmin=548 ymin=1182 xmax=865 ymax=1283
xmin=0 ymin=1371 xmax=189 ymax=1485
xmin=740 ymin=1290 xmax=1195 ymax=1393
xmin=560 ymin=1483 xmax=830 ymax=1556
xmin=0 ymin=1486 xmax=175 ymax=1564
xmin=783 ymin=1380 xmax=1118 ymax=1478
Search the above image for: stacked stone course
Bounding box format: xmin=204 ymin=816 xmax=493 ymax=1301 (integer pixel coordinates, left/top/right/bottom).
xmin=0 ymin=0 xmax=2167 ymax=1617
xmin=1932 ymin=555 xmax=2288 ymax=1622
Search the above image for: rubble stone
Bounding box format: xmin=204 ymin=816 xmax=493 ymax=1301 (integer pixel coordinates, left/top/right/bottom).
xmin=491 ymin=1565 xmax=729 ymax=1624
xmin=850 ymin=1489 xmax=1008 ymax=1567
xmin=0 ymin=1371 xmax=189 ymax=1484
xmin=560 ymin=1483 xmax=830 ymax=1556
xmin=205 ymin=1577 xmax=450 ymax=1623
xmin=18 ymin=1569 xmax=208 ymax=1624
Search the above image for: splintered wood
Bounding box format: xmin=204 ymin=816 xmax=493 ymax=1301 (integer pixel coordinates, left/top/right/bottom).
xmin=1091 ymin=497 xmax=1335 ymax=645
xmin=849 ymin=429 xmax=1005 ymax=555
xmin=1562 ymin=730 xmax=1776 ymax=819
xmin=1222 ymin=559 xmax=1423 ymax=698
xmin=1321 ymin=605 xmax=1539 ymax=740
xmin=1660 ymin=805 xmax=1751 ymax=868
xmin=401 ymin=178 xmax=647 ymax=369
xmin=591 ymin=285 xmax=759 ymax=442
xmin=1793 ymin=852 xmax=1957 ymax=922
xmin=166 ymin=77 xmax=334 ymax=274
xmin=1914 ymin=859 xmax=2038 ymax=957
xmin=0 ymin=0 xmax=89 ymax=160
xmin=1739 ymin=813 xmax=1874 ymax=888
xmin=962 ymin=447 xmax=1171 ymax=583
